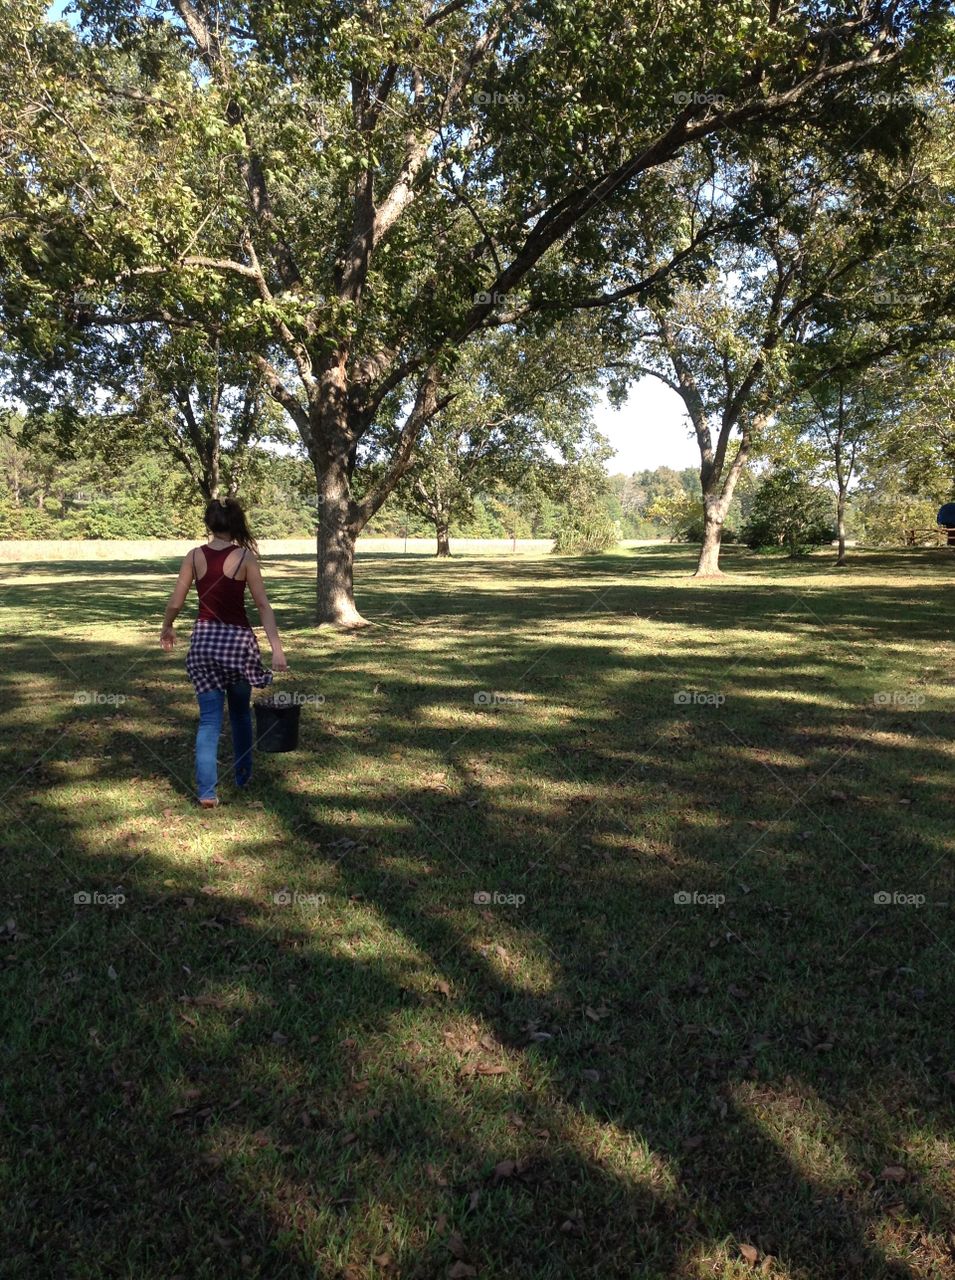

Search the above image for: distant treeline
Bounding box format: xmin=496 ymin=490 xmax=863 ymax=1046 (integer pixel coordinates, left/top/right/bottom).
xmin=0 ymin=433 xmax=598 ymax=542
xmin=0 ymin=426 xmax=712 ymax=544
xmin=1 ymin=429 xmax=945 ymax=550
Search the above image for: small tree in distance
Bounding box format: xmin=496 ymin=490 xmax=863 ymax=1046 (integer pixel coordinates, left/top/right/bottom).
xmin=387 ymin=322 xmax=609 ymax=556
xmin=645 ymin=492 xmax=706 ymax=542
xmin=743 ymin=465 xmax=833 ymax=558
xmin=551 ymin=462 xmax=619 ymax=554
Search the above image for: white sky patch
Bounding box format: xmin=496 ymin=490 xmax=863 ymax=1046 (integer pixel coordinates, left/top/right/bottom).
xmin=593 ymin=379 xmax=700 ymax=474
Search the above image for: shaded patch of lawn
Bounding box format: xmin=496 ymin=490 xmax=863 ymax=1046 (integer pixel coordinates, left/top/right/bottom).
xmin=1 ymin=544 xmax=953 ymax=1279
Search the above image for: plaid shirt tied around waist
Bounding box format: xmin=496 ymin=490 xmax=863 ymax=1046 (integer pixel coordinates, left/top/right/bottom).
xmin=185 ymin=619 xmax=274 ymax=695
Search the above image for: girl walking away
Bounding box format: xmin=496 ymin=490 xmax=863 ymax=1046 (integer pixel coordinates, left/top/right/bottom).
xmin=159 ymin=498 xmax=288 ymax=807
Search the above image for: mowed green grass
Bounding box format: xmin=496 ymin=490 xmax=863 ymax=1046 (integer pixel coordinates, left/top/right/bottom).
xmin=1 ymin=542 xmax=953 ymax=1280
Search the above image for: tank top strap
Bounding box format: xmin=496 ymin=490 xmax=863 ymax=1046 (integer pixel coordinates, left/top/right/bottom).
xmin=227 ymin=548 xmax=247 ymax=580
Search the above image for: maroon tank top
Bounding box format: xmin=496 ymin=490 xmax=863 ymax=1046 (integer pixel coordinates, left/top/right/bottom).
xmin=194 ymin=545 xmax=251 ymax=628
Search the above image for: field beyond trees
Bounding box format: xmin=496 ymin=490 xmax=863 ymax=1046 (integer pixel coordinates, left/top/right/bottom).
xmin=1 ymin=544 xmax=953 ymax=1279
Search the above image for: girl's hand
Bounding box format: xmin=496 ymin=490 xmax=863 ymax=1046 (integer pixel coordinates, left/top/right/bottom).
xmin=160 ymin=626 xmax=176 ymax=651
xmin=272 ymin=649 xmax=289 ymax=673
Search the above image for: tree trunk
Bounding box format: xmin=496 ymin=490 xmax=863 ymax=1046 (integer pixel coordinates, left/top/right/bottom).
xmin=315 ymin=456 xmax=367 ymax=628
xmin=435 ymin=520 xmax=451 ymax=557
xmin=695 ymin=495 xmax=727 ymax=577
xmin=835 ymin=488 xmax=847 ymax=565
xmin=208 ymin=442 xmax=220 ymax=500
xmin=834 ymin=385 xmax=847 ymax=566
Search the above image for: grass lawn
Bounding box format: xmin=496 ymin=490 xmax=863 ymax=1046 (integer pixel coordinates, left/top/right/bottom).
xmin=1 ymin=542 xmax=953 ymax=1280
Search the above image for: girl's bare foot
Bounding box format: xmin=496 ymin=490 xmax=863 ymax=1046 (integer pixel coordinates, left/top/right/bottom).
xmin=198 ymin=797 xmax=220 ymax=808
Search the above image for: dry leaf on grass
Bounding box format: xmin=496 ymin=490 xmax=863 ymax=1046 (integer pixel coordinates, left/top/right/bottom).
xmin=491 ymin=1157 xmax=531 ymax=1182
xmin=584 ymin=1006 xmax=607 ymax=1021
xmin=446 ymin=1232 xmax=468 ymax=1259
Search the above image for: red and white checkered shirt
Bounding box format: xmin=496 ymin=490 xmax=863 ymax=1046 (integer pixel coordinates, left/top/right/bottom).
xmin=185 ymin=619 xmax=274 ymax=695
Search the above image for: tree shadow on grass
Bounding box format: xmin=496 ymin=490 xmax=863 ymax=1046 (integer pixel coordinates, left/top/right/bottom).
xmin=1 ymin=556 xmax=954 ymax=1278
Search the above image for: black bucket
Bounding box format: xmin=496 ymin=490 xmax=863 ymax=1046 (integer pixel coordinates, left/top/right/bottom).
xmin=254 ymin=694 xmax=301 ymax=753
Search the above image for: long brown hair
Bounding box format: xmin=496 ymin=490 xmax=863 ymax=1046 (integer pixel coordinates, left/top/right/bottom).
xmin=204 ymin=497 xmax=259 ymax=555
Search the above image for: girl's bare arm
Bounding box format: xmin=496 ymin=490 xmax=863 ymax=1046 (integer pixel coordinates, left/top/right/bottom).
xmin=245 ymin=558 xmax=288 ymax=670
xmin=160 ymin=555 xmax=194 ymax=649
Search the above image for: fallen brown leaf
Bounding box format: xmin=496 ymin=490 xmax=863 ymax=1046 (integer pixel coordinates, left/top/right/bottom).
xmin=460 ymin=1061 xmax=507 ymax=1076
xmin=446 ymin=1232 xmax=468 ymax=1259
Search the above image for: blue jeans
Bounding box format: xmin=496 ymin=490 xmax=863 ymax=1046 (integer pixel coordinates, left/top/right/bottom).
xmin=195 ymin=680 xmax=253 ymax=801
